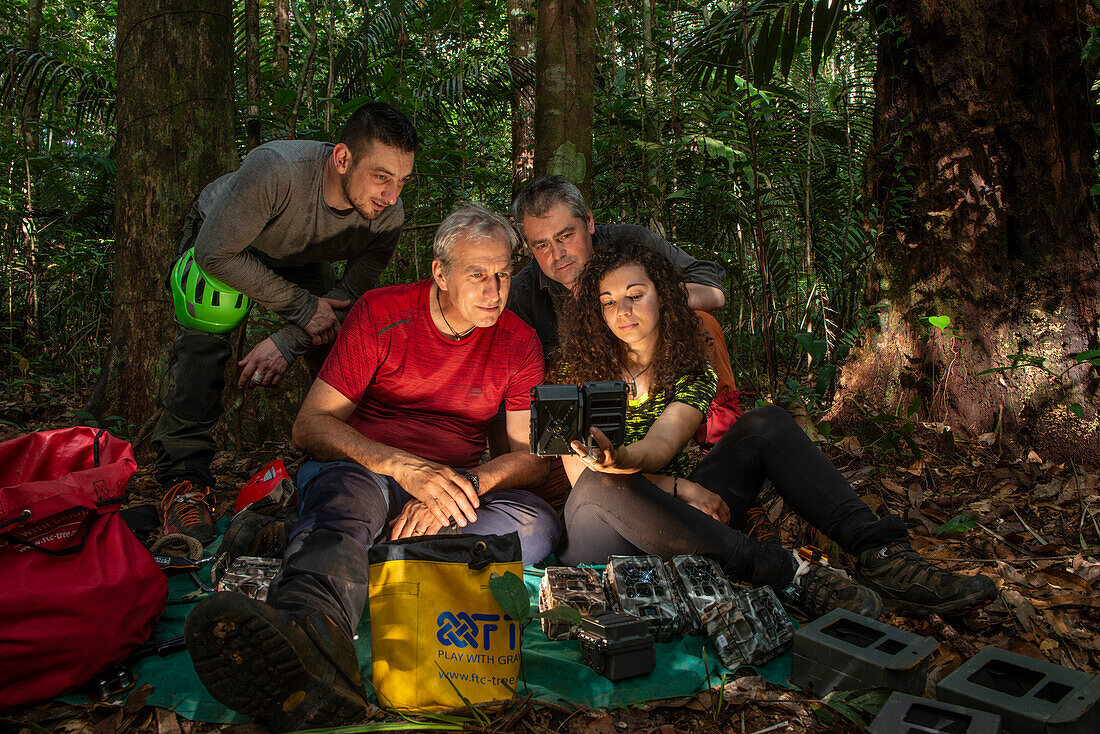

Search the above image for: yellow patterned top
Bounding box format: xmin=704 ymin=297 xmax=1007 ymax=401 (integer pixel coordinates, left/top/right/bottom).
xmin=625 ymin=366 xmax=718 ymax=476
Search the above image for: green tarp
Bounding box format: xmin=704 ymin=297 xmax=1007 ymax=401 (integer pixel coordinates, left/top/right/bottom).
xmin=110 ymin=562 xmax=794 ymax=723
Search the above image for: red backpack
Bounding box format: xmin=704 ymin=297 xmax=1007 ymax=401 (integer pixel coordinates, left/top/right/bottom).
xmin=0 ymin=427 xmax=167 ymax=711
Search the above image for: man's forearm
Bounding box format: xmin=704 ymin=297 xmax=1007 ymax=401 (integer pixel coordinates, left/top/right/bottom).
xmin=292 ymin=411 xmax=419 ymax=478
xmin=471 ymin=451 xmax=550 ymax=494
xmin=687 ymin=283 xmax=726 ymax=312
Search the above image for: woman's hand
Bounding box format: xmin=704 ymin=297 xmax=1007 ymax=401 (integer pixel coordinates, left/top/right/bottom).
xmin=674 ymin=478 xmax=730 ymax=524
xmin=570 ymin=427 xmax=639 ymax=474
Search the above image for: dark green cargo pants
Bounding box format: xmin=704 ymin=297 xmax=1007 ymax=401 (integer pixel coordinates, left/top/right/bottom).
xmin=150 ymin=214 xmax=336 ymax=486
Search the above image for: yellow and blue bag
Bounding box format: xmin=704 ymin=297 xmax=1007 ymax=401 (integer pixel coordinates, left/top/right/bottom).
xmin=367 ymin=532 xmax=523 ymax=711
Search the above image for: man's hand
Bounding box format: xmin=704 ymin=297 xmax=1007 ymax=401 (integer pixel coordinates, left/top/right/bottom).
xmin=237 ymin=337 xmax=291 ymax=389
xmin=389 ymin=499 xmax=447 ymax=540
xmin=304 ymin=296 xmax=351 ymax=346
xmin=391 ymin=457 xmax=480 ymax=527
xmin=675 ymin=478 xmax=731 ymax=524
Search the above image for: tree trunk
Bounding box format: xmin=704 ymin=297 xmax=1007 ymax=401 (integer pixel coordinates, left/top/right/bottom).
xmin=534 ymin=0 xmax=595 ymax=199
xmin=111 ymin=0 xmax=237 ymax=436
xmin=245 ymin=0 xmax=262 ymax=150
xmin=834 ymin=0 xmax=1100 ymax=462
xmin=508 ymin=0 xmax=536 ymax=196
xmin=20 ymin=0 xmax=43 ymax=343
xmin=274 ymin=0 xmax=290 ymax=76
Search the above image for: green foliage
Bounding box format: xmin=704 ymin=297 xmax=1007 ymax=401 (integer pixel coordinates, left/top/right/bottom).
xmin=920 ymin=314 xmax=961 ymax=339
xmin=812 ymin=688 xmax=891 ymax=728
xmin=937 ymin=514 xmax=978 ymax=536
xmin=489 ymin=570 xmax=582 ymax=628
xmin=856 ymin=396 xmax=923 ymax=459
xmin=977 ymin=348 xmax=1099 ymax=420
xmin=0 ymin=0 xmax=889 ymax=438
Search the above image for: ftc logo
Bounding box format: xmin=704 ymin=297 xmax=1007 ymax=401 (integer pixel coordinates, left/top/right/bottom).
xmin=436 ymin=611 xmax=518 ymax=650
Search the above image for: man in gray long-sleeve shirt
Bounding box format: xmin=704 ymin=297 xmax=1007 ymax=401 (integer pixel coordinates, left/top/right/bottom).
xmin=153 ymin=102 xmax=418 ymax=544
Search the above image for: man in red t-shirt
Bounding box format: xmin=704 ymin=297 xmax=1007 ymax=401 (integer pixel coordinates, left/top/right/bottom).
xmin=185 ymin=205 xmax=557 ymax=731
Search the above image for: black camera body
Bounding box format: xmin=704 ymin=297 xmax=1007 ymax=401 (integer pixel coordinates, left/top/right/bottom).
xmin=576 ymin=611 xmax=656 ymax=681
xmin=529 ymin=381 xmax=629 ymax=456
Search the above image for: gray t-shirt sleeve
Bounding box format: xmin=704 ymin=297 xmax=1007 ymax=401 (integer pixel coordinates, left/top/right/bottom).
xmin=599 ymin=224 xmax=727 ymax=290
xmin=193 ymin=147 xmax=319 ymax=329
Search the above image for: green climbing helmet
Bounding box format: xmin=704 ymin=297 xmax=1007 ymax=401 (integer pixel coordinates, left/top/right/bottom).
xmin=170 ymin=247 xmax=251 ymax=333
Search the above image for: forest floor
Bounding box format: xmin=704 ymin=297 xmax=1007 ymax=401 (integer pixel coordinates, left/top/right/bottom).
xmin=3 ymin=378 xmax=1100 ymax=734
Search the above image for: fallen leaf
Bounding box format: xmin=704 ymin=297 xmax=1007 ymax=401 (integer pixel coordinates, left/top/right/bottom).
xmin=1070 ymin=556 xmax=1100 ymax=583
xmin=722 ymin=675 xmax=767 ymax=706
xmin=968 ymin=499 xmax=993 ymax=514
xmin=156 ymin=709 xmax=181 ymax=734
xmin=1032 ymin=595 xmax=1100 ymax=610
xmin=994 ymin=561 xmax=1027 ymax=585
xmin=880 ymin=477 xmax=907 ymax=496
xmin=978 ymin=432 xmax=997 ymax=445
xmin=1032 ymin=481 xmax=1061 ymax=500
xmin=1001 ymin=588 xmax=1040 ymax=631
xmin=122 ymin=685 xmax=153 ymax=715
xmin=582 ymin=715 xmax=617 ymax=734
xmin=838 ymin=435 xmax=863 ymax=457
xmin=1038 ymin=567 xmax=1093 ymax=593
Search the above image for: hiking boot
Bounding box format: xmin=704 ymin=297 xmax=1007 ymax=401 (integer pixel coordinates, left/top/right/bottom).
xmin=185 ymin=592 xmax=368 ymax=732
xmin=162 ymin=479 xmax=217 ymax=545
xmin=219 ymin=509 xmax=288 ymax=562
xmin=780 ymin=555 xmax=883 ymax=621
xmin=856 ymin=540 xmax=997 ymax=616
xmin=743 ymin=503 xmax=781 ymax=545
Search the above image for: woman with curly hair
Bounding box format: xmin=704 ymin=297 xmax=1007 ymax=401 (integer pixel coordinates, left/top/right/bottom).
xmin=554 ymin=243 xmax=995 ymax=619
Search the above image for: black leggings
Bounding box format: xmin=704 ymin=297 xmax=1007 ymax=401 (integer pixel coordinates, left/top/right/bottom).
xmin=557 ymin=405 xmax=907 ymax=589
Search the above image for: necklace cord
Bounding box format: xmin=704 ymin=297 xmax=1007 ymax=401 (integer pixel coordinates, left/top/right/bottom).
xmin=436 ymin=287 xmax=476 ymax=340
xmin=625 ymin=361 xmax=653 ymax=397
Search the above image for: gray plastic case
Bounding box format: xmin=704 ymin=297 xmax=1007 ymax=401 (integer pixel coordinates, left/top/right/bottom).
xmin=868 ymin=692 xmax=1002 ymax=734
xmin=790 ymin=608 xmax=937 ymax=695
xmin=937 ymin=645 xmax=1100 ymax=733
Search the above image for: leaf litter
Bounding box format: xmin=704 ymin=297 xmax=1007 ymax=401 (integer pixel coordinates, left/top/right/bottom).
xmin=3 ymin=398 xmax=1099 ymax=733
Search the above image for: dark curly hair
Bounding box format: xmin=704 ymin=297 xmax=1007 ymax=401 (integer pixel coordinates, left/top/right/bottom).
xmin=558 ymin=243 xmax=710 ymax=397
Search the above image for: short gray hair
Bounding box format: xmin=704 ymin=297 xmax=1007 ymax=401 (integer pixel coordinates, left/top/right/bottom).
xmin=433 ymin=203 xmax=519 ymax=268
xmin=510 ymin=175 xmax=590 ymax=229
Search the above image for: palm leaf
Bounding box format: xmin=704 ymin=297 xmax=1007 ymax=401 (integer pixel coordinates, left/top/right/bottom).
xmin=0 ymin=47 xmax=114 ymax=127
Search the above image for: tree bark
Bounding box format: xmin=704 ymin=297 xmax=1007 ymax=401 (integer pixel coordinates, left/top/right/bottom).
xmin=111 ymin=0 xmax=237 ymax=436
xmin=20 ymin=0 xmax=43 ymax=342
xmin=274 ymin=0 xmax=290 ymax=76
xmin=834 ymin=0 xmax=1100 ymax=462
xmin=245 ymin=0 xmax=262 ymax=150
xmin=508 ymin=0 xmax=536 ymax=196
xmin=534 ymin=0 xmax=595 ymax=199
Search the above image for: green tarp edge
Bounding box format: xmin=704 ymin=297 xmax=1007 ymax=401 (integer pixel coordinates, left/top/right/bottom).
xmin=71 ymin=557 xmax=794 ymax=724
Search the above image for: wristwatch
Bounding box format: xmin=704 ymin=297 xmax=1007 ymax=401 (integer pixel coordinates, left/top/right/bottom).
xmin=461 ymin=471 xmax=480 ymax=495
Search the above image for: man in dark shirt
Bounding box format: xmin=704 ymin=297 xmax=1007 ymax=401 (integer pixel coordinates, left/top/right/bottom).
xmin=507 ymin=175 xmax=727 ymax=358
xmin=504 ymin=176 xmax=736 ymax=509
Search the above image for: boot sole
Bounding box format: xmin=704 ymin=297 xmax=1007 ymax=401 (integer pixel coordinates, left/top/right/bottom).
xmin=880 ymin=592 xmax=997 ymax=617
xmin=184 ymin=592 xmax=367 ymax=731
